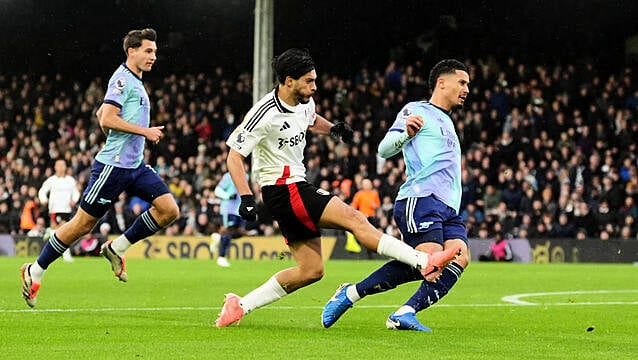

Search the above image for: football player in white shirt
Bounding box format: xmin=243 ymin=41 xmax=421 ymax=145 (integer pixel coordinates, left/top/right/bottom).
xmin=215 ymin=48 xmax=462 ymax=327
xmin=38 ymin=159 xmax=80 ymax=262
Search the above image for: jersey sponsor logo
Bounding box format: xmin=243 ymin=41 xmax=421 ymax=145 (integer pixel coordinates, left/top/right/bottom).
xmin=440 ymin=126 xmax=460 ymax=149
xmin=277 ymin=131 xmax=305 ymax=149
xmin=316 ymin=188 xmax=330 ymax=196
xmin=236 ymin=131 xmax=246 ymax=143
xmin=279 ymin=121 xmax=290 ymax=131
xmin=403 ymin=107 xmax=411 ymax=116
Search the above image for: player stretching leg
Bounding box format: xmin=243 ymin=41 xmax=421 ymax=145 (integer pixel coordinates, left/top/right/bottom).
xmin=215 ymin=49 xmax=461 ymax=327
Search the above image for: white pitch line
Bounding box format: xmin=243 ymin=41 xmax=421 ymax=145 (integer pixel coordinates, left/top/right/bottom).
xmin=2 ymin=299 xmax=638 ymax=314
xmin=501 ymin=289 xmax=638 ymax=305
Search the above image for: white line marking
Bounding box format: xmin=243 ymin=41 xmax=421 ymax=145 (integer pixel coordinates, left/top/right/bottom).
xmin=501 ymin=289 xmax=638 ymax=305
xmin=2 ymin=298 xmax=638 ymax=314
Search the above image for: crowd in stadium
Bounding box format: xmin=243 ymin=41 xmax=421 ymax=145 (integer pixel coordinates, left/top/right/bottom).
xmin=1 ymin=56 xmax=637 ymax=242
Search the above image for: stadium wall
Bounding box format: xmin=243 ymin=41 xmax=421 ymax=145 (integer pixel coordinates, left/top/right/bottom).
xmin=2 ymin=234 xmax=636 ymax=263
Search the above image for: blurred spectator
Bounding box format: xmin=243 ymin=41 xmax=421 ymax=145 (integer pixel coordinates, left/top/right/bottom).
xmin=0 ymin=202 xmax=11 ymax=232
xmin=99 ymin=222 xmax=111 ymax=237
xmin=27 ymin=217 xmax=47 ymax=237
xmin=573 ymin=201 xmax=598 ymax=237
xmin=104 ymin=201 xmax=135 ymax=234
xmin=619 ymin=225 xmax=634 ymax=240
xmin=576 ymin=228 xmax=588 ymax=241
xmin=479 ymin=232 xmax=513 ymax=262
xmin=350 ymin=178 xmax=381 ymax=227
xmin=128 ymin=196 xmax=151 ymax=213
xmin=482 ymin=184 xmax=501 ymax=216
xmin=551 ymin=213 xmax=576 ymax=238
xmin=2 ymin=55 xmax=638 ymax=242
xmin=594 ymin=199 xmax=615 ymax=234
xmin=501 ymin=179 xmax=523 ymax=211
xmin=19 ymin=187 xmax=39 ymax=233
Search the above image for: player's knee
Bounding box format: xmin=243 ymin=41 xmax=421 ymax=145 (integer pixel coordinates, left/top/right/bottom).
xmin=168 ymin=203 xmax=180 ymax=222
xmin=159 ymin=202 xmax=180 ymax=225
xmin=308 ymin=270 xmax=324 ymax=284
xmin=457 ymin=245 xmax=470 ymax=268
xmin=77 ymin=221 xmax=95 ymax=235
xmin=79 ymin=224 xmax=95 ymax=234
xmin=447 ymin=240 xmax=469 ymax=268
xmin=303 ymin=266 xmax=324 ymax=284
xmin=462 ymin=251 xmax=470 ymax=267
xmin=344 ymin=207 xmax=369 ymax=231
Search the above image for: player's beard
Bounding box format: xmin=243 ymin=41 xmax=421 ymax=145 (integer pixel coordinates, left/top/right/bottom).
xmin=453 ymin=95 xmax=466 ymax=111
xmin=294 ymin=88 xmax=311 ymax=104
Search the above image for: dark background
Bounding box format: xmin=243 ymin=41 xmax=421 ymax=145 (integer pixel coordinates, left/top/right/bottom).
xmin=1 ymin=0 xmax=637 ymax=80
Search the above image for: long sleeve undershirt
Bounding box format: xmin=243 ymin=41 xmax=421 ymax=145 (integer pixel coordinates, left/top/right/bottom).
xmin=377 ymin=130 xmax=411 ymax=159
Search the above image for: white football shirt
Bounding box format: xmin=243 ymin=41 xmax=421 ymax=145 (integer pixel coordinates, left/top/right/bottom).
xmin=38 ymin=175 xmax=80 ymax=213
xmin=227 ymin=88 xmax=316 ymax=186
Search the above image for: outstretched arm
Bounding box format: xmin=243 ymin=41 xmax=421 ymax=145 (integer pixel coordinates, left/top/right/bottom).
xmin=377 ymin=114 xmax=423 ymax=158
xmin=308 ymin=114 xmax=333 ymax=135
xmin=309 ymin=114 xmax=354 ymax=143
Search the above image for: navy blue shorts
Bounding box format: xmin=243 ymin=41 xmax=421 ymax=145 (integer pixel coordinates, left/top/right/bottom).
xmin=80 ymin=161 xmax=170 ymax=218
xmin=393 ymin=195 xmax=467 ymax=248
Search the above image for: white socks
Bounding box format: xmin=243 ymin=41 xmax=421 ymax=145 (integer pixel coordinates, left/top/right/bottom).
xmin=394 ymin=305 xmax=416 ymax=316
xmin=111 ymin=235 xmax=132 ymax=257
xmin=376 ymin=234 xmax=429 ymax=269
xmin=346 ymin=284 xmax=361 ymax=303
xmin=239 ymin=276 xmax=288 ymax=314
xmin=29 ymin=261 xmax=45 ymax=283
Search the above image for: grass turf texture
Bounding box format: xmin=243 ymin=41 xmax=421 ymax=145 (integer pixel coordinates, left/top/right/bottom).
xmin=1 ymin=257 xmax=637 ymax=359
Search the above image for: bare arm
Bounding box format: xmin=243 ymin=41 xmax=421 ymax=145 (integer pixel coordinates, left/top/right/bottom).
xmin=308 ymin=114 xmax=333 ymax=135
xmin=227 ymin=149 xmax=252 ymax=196
xmin=96 ymin=103 xmax=164 ymax=143
xmin=310 ymin=114 xmax=354 ymax=143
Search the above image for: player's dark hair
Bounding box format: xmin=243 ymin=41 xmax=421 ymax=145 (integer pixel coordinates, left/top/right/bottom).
xmin=428 ymin=59 xmax=468 ymax=91
xmin=123 ymin=28 xmax=157 ymax=54
xmin=272 ymin=48 xmax=315 ymax=84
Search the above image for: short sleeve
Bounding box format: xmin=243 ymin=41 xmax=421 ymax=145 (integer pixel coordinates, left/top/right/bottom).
xmin=103 ymin=75 xmax=128 ymax=108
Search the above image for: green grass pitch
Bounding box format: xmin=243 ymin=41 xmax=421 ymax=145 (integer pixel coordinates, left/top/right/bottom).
xmin=1 ymin=257 xmax=637 ymax=359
